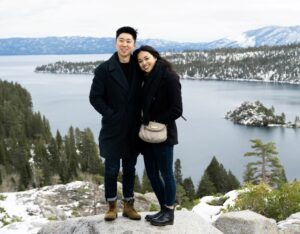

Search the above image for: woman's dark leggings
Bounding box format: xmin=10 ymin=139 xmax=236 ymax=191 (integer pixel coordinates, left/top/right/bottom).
xmin=143 ymin=143 xmax=176 ymax=206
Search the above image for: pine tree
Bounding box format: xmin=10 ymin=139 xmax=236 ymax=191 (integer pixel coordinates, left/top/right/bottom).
xmin=81 ymin=128 xmax=103 ymax=175
xmin=219 ymin=163 xmax=231 ymax=193
xmin=16 ymin=139 xmax=32 ymax=190
xmin=175 ymin=183 xmax=187 ymax=205
xmin=74 ymin=127 xmax=82 ymax=151
xmin=0 ymin=140 xmax=7 ymax=166
xmin=64 ymin=126 xmax=79 ymax=181
xmin=41 ymin=156 xmax=51 ymax=186
xmin=33 ymin=139 xmax=49 ymax=187
xmin=243 ymin=163 xmax=256 ymax=183
xmin=196 ymin=171 xmax=216 ymax=197
xmin=174 ymin=158 xmax=183 ymax=185
xmin=55 ymin=130 xmax=68 ymax=183
xmin=42 ymin=116 xmax=52 ymax=142
xmin=183 ymin=177 xmax=195 ymax=200
xmin=269 ymin=155 xmax=287 ymax=187
xmin=280 ymin=113 xmax=286 ymax=124
xmin=30 ymin=112 xmax=45 ymax=139
xmin=227 ymin=170 xmax=240 ymax=190
xmin=244 ymin=139 xmax=286 ymax=187
xmin=47 ymin=138 xmax=60 ymax=175
xmin=205 ymin=156 xmax=229 ymax=193
xmin=56 ymin=130 xmax=63 ymax=149
xmin=58 ymin=150 xmax=69 ymax=184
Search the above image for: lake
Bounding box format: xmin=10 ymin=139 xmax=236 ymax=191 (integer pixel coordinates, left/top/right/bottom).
xmin=0 ymin=54 xmax=299 ymax=185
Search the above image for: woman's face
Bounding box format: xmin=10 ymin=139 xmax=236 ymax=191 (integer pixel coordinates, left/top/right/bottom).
xmin=137 ymin=51 xmax=157 ymax=73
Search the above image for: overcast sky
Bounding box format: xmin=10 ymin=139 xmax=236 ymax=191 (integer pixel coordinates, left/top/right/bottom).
xmin=0 ymin=0 xmax=300 ymax=42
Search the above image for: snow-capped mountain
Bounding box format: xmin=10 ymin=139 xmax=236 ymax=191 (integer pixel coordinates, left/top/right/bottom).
xmin=0 ymin=37 xmax=208 ymax=55
xmin=225 ymin=25 xmax=300 ymax=48
xmin=0 ymin=26 xmax=300 ymax=55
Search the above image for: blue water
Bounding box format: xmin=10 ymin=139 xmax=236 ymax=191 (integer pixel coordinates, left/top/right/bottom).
xmin=0 ymin=54 xmax=299 ymax=185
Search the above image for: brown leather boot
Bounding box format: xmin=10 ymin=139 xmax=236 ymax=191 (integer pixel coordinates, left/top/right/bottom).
xmin=122 ymin=199 xmax=141 ymax=220
xmin=104 ymin=201 xmax=118 ymax=221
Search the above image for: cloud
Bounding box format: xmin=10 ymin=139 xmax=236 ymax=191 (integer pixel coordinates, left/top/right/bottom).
xmin=0 ymin=0 xmax=300 ymax=41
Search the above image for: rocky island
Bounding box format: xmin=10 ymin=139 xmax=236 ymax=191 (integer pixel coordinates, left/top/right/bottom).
xmin=225 ymin=101 xmax=300 ymax=128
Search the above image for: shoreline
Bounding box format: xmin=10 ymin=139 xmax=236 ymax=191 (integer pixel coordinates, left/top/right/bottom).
xmin=34 ymin=70 xmax=300 ymax=85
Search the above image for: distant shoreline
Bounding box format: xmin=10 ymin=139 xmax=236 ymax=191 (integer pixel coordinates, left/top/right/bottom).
xmin=34 ymin=67 xmax=300 ymax=85
xmin=183 ymin=77 xmax=300 ymax=85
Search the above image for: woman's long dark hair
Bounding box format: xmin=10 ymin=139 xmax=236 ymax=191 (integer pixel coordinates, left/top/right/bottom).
xmin=134 ymin=45 xmax=175 ymax=73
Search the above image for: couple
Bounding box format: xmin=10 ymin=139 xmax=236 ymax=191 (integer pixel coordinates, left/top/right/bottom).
xmin=89 ymin=26 xmax=183 ymax=226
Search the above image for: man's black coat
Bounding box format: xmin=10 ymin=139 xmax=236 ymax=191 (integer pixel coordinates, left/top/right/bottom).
xmin=89 ymin=53 xmax=141 ymax=159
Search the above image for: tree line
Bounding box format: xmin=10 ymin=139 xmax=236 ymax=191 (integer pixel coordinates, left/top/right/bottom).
xmin=35 ymin=43 xmax=300 ymax=84
xmin=35 ymin=61 xmax=104 ymax=74
xmin=168 ymin=43 xmax=300 ymax=84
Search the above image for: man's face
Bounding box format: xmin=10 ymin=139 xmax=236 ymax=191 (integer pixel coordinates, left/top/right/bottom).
xmin=115 ymin=33 xmax=135 ymax=58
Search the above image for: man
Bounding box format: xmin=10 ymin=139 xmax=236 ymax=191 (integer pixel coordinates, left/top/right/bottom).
xmin=89 ymin=26 xmax=141 ymax=221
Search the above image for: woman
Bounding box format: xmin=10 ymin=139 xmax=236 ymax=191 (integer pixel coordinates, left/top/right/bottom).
xmin=134 ymin=45 xmax=183 ymax=226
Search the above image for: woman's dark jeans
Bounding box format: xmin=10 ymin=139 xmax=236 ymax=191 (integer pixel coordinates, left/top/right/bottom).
xmin=143 ymin=143 xmax=176 ymax=206
xmin=104 ymin=156 xmax=137 ymax=201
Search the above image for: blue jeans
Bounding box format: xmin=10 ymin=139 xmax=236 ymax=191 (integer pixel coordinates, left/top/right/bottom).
xmin=143 ymin=144 xmax=176 ymax=207
xmin=104 ymin=156 xmax=137 ymax=201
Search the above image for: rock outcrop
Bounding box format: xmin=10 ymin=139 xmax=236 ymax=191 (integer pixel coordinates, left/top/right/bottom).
xmin=213 ymin=210 xmax=279 ymax=234
xmin=1 ymin=182 xmax=300 ymax=234
xmin=37 ymin=211 xmax=223 ymax=234
xmin=20 ymin=181 xmax=159 ymax=220
xmin=278 ymin=212 xmax=300 ymax=234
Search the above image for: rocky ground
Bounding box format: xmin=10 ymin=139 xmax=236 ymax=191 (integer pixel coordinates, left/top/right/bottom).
xmin=0 ymin=181 xmax=159 ymax=233
xmin=1 ymin=181 xmax=299 ymax=234
xmin=37 ymin=211 xmax=223 ymax=234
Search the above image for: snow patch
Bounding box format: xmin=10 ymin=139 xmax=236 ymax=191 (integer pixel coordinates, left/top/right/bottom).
xmin=192 ymin=190 xmax=239 ymax=223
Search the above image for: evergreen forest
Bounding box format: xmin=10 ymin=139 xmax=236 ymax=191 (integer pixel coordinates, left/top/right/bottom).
xmin=35 ymin=43 xmax=300 ymax=84
xmin=0 ymin=80 xmax=104 ymax=191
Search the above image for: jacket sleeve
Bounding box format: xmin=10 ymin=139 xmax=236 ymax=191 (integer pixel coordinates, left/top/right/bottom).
xmin=156 ymin=73 xmax=183 ymax=124
xmin=89 ymin=65 xmax=114 ymax=117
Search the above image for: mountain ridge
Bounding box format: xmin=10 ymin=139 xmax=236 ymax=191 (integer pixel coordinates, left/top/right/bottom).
xmin=1 ymin=25 xmax=300 ymax=55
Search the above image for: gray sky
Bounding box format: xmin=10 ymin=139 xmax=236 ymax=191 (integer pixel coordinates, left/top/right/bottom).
xmin=0 ymin=0 xmax=300 ymax=42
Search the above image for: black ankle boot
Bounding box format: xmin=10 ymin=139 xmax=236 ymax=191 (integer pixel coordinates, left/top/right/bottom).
xmin=145 ymin=207 xmax=165 ymax=222
xmin=150 ymin=206 xmax=174 ymax=226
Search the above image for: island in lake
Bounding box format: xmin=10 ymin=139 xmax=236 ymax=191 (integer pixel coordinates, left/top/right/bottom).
xmin=225 ymin=101 xmax=300 ymax=128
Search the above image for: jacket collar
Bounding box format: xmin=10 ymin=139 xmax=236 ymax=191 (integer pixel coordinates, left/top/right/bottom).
xmin=142 ymin=60 xmax=165 ymax=123
xmin=108 ymin=52 xmax=130 ymax=91
xmin=108 ymin=52 xmax=139 ymax=101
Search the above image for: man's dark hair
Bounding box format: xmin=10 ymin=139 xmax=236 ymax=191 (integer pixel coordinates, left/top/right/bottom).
xmin=116 ymin=26 xmax=138 ymax=41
